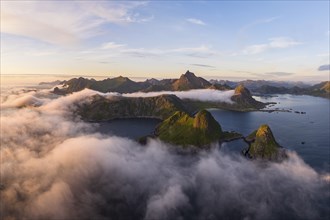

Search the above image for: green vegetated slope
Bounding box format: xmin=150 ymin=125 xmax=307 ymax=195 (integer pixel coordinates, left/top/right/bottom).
xmin=155 ymin=110 xmax=240 ymax=147
xmin=245 ymin=124 xmax=286 ymax=160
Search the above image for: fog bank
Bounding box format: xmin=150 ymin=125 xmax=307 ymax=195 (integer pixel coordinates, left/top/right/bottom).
xmin=1 ymin=88 xmax=329 ymax=220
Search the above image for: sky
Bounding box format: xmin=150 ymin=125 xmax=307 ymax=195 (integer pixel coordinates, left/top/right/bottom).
xmin=1 ymin=1 xmax=329 ymax=81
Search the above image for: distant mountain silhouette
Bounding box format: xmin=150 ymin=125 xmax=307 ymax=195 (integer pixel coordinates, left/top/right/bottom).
xmin=231 ymin=84 xmax=266 ymax=109
xmin=172 ymin=70 xmax=211 ymax=90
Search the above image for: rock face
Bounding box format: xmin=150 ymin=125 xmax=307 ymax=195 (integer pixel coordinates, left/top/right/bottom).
xmin=231 ymin=84 xmax=266 ymax=109
xmin=245 ymin=124 xmax=286 ymax=160
xmin=155 ymin=110 xmax=222 ymax=147
xmin=172 ymin=71 xmax=211 ymax=91
xmin=77 ymin=94 xmax=191 ymax=121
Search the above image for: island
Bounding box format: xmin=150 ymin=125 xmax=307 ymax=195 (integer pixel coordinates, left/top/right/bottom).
xmin=155 ymin=110 xmax=241 ymax=147
xmin=243 ymin=124 xmax=287 ymax=160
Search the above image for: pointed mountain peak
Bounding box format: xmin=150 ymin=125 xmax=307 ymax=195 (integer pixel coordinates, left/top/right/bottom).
xmin=255 ymin=124 xmax=276 ymax=140
xmin=246 ymin=124 xmax=285 ymax=160
xmin=155 ymin=110 xmax=222 ymax=146
xmin=184 ymin=70 xmax=196 ymax=77
xmin=234 ymin=84 xmax=251 ymax=96
xmin=193 ymin=110 xmax=222 ymax=132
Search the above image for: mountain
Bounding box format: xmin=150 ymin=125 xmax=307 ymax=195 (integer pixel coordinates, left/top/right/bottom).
xmin=52 ymin=73 xmax=328 ymax=99
xmin=252 ymin=81 xmax=330 ymax=98
xmin=210 ymin=79 xmax=310 ymax=90
xmin=252 ymin=85 xmax=290 ymax=94
xmin=77 ymin=94 xmax=192 ymax=121
xmin=230 ymin=85 xmax=266 ymax=109
xmin=207 ymin=84 xmax=232 ymax=90
xmin=244 ymin=124 xmax=286 ymax=160
xmin=53 ymin=71 xmax=216 ymax=94
xmin=320 ymin=81 xmax=330 ymax=92
xmin=54 ymin=76 xmax=151 ymax=94
xmin=308 ymin=81 xmax=330 ymax=98
xmin=172 ymin=70 xmax=211 ymax=90
xmin=155 ymin=110 xmax=223 ymax=147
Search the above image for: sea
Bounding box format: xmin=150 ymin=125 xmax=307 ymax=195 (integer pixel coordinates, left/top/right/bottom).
xmin=96 ymin=95 xmax=330 ymax=172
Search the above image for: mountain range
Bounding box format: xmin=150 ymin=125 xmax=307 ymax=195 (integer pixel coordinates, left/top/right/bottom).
xmin=53 ymin=71 xmax=329 ymax=99
xmin=53 ymin=71 xmax=229 ymax=95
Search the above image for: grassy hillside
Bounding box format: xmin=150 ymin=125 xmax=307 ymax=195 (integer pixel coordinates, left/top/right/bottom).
xmin=155 ymin=110 xmax=222 ymax=147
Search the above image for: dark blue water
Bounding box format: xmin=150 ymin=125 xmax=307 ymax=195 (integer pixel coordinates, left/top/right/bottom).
xmin=95 ymin=118 xmax=161 ymax=139
xmin=95 ymin=95 xmax=330 ymax=172
xmin=212 ymin=95 xmax=330 ymax=172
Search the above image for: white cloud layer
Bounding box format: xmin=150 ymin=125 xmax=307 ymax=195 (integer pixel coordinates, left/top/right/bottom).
xmin=1 ymin=86 xmax=330 ymax=220
xmin=0 ymin=86 xmax=330 ymax=220
xmin=1 ymin=88 xmax=234 ymax=109
xmin=122 ymin=89 xmax=235 ymax=103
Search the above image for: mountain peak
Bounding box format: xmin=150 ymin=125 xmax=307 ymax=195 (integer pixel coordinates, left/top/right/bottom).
xmin=234 ymin=84 xmax=251 ymax=96
xmin=156 ymin=110 xmax=222 ymax=146
xmin=256 ymin=124 xmax=273 ymax=138
xmin=184 ymin=70 xmax=196 ymax=78
xmin=193 ymin=110 xmax=222 ymax=132
xmin=231 ymin=84 xmax=265 ymax=109
xmin=246 ymin=124 xmax=285 ymax=160
xmin=173 ymin=71 xmax=211 ymax=90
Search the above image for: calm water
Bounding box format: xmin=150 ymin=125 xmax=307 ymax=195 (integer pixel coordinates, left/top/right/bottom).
xmin=95 ymin=118 xmax=161 ymax=139
xmin=96 ymin=95 xmax=330 ymax=172
xmin=212 ymin=95 xmax=330 ymax=172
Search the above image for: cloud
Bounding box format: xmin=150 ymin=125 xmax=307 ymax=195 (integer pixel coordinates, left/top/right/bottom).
xmin=318 ymin=64 xmax=330 ymax=71
xmin=101 ymin=42 xmax=126 ymax=50
xmin=80 ymin=1 xmax=152 ymax=24
xmin=1 ymin=87 xmax=330 ymax=220
xmin=264 ymin=72 xmax=295 ymax=76
xmin=190 ymin=64 xmax=216 ymax=68
xmin=96 ymin=44 xmax=216 ymax=58
xmin=121 ymin=89 xmax=235 ymax=103
xmin=186 ymin=18 xmax=206 ymax=25
xmin=243 ymin=37 xmax=302 ymax=55
xmin=1 ymin=88 xmax=235 ymax=108
xmin=1 ymin=1 xmax=151 ymax=46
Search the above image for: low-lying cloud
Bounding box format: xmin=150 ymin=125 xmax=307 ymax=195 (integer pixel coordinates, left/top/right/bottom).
xmin=1 ymin=89 xmax=235 ymax=109
xmin=264 ymin=72 xmax=294 ymax=76
xmin=122 ymin=89 xmax=235 ymax=103
xmin=1 ymin=87 xmax=330 ymax=220
xmin=318 ymin=64 xmax=330 ymax=71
